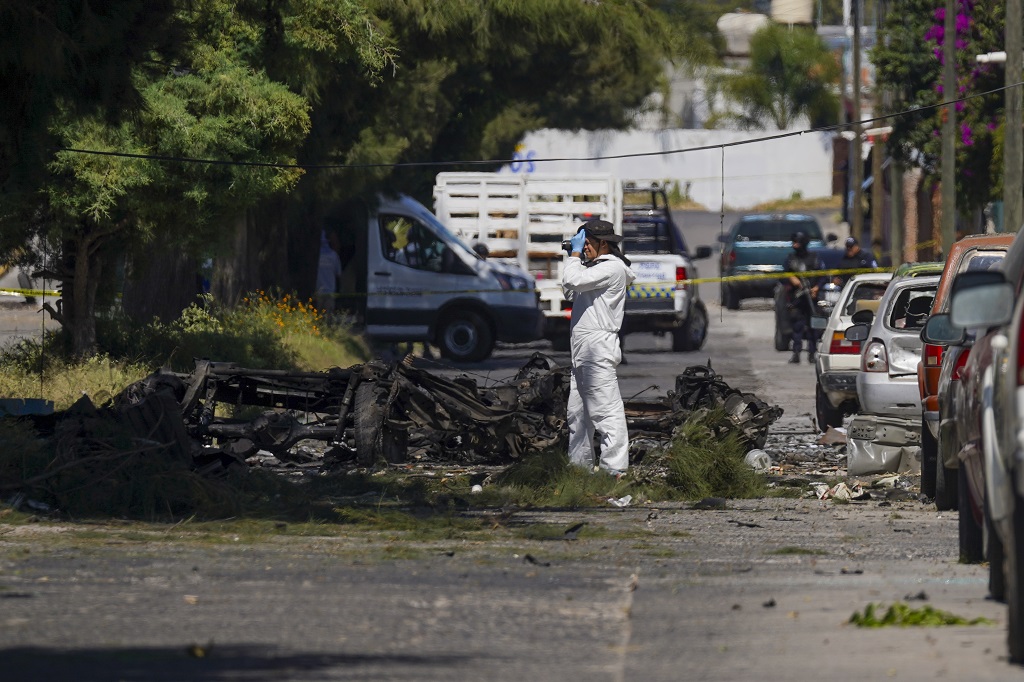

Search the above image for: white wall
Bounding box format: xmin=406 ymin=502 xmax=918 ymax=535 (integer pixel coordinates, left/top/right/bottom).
xmin=505 ymin=128 xmax=835 ymax=211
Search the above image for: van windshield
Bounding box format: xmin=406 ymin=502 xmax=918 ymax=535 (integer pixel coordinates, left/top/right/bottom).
xmin=733 ymin=219 xmax=823 ymax=242
xmin=410 ymin=203 xmax=482 ymax=262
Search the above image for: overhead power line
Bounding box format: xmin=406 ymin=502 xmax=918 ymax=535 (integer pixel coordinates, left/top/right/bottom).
xmin=53 ymin=80 xmax=1024 ymax=171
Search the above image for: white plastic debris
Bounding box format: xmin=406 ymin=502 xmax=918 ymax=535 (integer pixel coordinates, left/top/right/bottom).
xmin=744 ymin=449 xmax=772 ymax=472
xmin=470 ymin=484 xmax=483 ymax=494
xmin=873 ymin=474 xmax=900 ymax=489
xmin=811 ymin=483 xmax=830 ymax=499
xmin=827 ymin=482 xmax=853 ymax=501
xmin=608 ymin=495 xmax=633 ymax=508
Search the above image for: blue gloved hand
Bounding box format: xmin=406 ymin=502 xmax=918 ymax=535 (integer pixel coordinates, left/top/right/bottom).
xmin=569 ymin=229 xmax=587 ymax=254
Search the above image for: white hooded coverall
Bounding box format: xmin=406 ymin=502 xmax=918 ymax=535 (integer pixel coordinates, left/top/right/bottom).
xmin=562 ymin=253 xmax=636 ymax=472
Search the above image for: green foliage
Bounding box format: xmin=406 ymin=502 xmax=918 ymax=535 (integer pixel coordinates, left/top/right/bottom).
xmin=645 ymin=410 xmax=770 ymax=499
xmin=849 ymin=602 xmax=994 ymax=627
xmin=1 ymin=0 xmax=716 ymax=356
xmin=873 ymin=0 xmax=1004 ymax=212
xmin=0 ymin=291 xmax=370 ymax=410
xmin=95 ymin=291 xmax=370 ymax=371
xmin=0 ymin=0 xmax=180 ymax=190
xmin=712 ymin=23 xmax=840 ymax=130
xmin=0 ymin=354 xmax=150 ymax=411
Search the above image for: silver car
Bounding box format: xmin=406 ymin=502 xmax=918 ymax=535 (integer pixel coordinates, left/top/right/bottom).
xmin=814 ymin=273 xmax=892 ymax=428
xmin=846 ymin=275 xmax=939 ymax=420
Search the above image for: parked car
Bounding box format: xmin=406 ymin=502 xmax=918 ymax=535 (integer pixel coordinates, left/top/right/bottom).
xmin=891 ymin=261 xmax=944 ymax=279
xmin=942 ymin=230 xmax=1024 ymax=662
xmin=718 ymin=213 xmax=838 ymax=312
xmin=813 ymin=272 xmax=892 ymax=428
xmin=917 ymin=235 xmax=1013 ymax=509
xmin=845 ymin=275 xmax=938 ymax=420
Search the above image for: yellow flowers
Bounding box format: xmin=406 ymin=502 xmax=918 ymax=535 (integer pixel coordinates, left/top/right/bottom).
xmin=242 ymin=289 xmax=324 ymax=337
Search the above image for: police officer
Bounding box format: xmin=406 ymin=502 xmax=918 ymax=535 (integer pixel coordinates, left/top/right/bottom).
xmin=562 ymin=219 xmax=636 ymax=476
xmin=834 ymin=236 xmax=878 ymax=286
xmin=782 ymin=231 xmax=825 ymax=363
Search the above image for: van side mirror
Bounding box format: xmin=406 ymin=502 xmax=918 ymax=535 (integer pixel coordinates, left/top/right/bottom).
xmin=694 ymin=245 xmax=712 ymax=260
xmin=845 ymin=323 xmax=869 ymax=342
xmin=920 ymin=313 xmax=965 ymax=345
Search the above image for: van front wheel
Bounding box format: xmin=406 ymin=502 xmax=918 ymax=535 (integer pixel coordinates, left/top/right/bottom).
xmin=438 ymin=311 xmax=494 ymax=363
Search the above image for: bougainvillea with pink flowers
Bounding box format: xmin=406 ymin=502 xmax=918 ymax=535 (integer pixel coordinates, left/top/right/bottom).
xmin=874 ymin=0 xmax=1004 ymax=212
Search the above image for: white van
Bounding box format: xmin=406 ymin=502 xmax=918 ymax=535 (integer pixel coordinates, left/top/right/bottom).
xmin=342 ymin=194 xmax=542 ymax=362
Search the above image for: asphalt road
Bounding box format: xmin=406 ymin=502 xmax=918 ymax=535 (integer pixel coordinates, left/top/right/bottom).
xmin=2 ymin=210 xmax=1018 ymax=680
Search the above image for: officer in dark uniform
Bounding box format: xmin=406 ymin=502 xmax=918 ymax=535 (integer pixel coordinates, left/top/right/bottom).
xmin=834 ymin=236 xmax=878 ymax=286
xmin=782 ymin=231 xmax=825 ymax=363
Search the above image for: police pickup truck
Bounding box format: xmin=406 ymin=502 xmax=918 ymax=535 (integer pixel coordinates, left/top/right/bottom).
xmin=432 ymin=174 xmax=713 ymax=352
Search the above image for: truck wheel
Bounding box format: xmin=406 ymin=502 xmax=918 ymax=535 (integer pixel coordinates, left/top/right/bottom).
xmin=353 ymin=381 xmax=407 ymax=466
xmin=959 ymin=471 xmax=984 ymax=563
xmin=673 ymin=302 xmax=708 ymax=352
xmin=920 ymin=422 xmax=937 ymax=500
xmin=438 ymin=310 xmax=494 ymax=363
xmin=815 ymin=384 xmax=842 ymax=430
xmin=721 ymin=283 xmax=739 ymax=310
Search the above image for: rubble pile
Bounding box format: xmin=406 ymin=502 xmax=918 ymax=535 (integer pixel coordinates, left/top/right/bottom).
xmin=4 ymin=355 xmax=784 ymax=482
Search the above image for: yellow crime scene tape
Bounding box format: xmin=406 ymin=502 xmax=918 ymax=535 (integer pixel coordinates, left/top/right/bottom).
xmin=0 ymin=266 xmax=893 ymax=301
xmin=0 ymin=286 xmax=60 ymax=298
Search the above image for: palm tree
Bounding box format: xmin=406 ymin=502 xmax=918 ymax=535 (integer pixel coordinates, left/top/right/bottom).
xmin=719 ymin=23 xmax=840 ymax=130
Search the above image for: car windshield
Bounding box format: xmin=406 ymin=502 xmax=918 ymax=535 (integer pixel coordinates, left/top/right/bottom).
xmin=733 ymin=219 xmax=822 ymax=242
xmin=844 ymin=281 xmax=888 ymax=316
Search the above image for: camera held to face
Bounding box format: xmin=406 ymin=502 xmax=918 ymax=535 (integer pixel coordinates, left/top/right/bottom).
xmin=561 ymin=240 xmax=574 ymax=254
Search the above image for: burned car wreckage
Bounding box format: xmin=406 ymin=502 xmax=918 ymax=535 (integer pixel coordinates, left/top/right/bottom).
xmin=46 ymin=354 xmax=783 ymax=475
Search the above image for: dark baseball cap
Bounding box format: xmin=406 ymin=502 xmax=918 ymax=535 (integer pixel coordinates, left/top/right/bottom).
xmin=845 ymin=236 xmax=858 ymax=248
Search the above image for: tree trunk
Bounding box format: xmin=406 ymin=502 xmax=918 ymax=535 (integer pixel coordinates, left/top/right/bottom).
xmin=68 ymin=235 xmax=100 ymax=356
xmin=902 ymin=167 xmax=921 ymax=264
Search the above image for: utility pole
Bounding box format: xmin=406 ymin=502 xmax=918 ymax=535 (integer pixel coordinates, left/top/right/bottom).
xmin=871 ymin=1 xmax=888 ymax=249
xmin=851 ymin=0 xmax=863 ymax=241
xmin=1006 ymin=0 xmax=1022 ymax=233
xmin=940 ymin=0 xmax=956 ymax=254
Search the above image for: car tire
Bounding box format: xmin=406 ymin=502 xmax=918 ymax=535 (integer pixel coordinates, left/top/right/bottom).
xmin=1008 ymin=485 xmax=1024 ymax=662
xmin=815 ymin=384 xmax=843 ymax=430
xmin=989 ymin=494 xmax=1006 ymax=602
xmin=959 ymin=471 xmax=984 ymax=563
xmin=437 ymin=310 xmax=494 ymax=363
xmin=354 ymin=381 xmax=407 ymax=466
xmin=935 ymin=464 xmax=958 ymax=512
xmin=920 ymin=422 xmax=937 ymax=500
xmin=673 ymin=302 xmax=708 ymax=352
xmin=722 ymin=283 xmax=739 ymax=310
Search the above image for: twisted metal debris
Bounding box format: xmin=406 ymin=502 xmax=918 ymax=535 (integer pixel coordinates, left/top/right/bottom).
xmin=33 ymin=354 xmax=783 ymax=475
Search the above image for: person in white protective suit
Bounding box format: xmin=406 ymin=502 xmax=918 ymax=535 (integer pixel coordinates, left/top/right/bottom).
xmin=562 ymin=219 xmax=636 ymax=475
